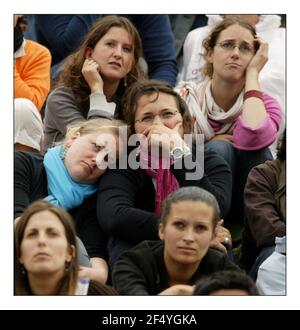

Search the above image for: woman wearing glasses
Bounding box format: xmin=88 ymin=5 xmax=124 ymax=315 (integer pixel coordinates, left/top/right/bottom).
xmin=97 ymin=80 xmax=233 ymax=267
xmin=178 ymin=17 xmax=282 ymax=229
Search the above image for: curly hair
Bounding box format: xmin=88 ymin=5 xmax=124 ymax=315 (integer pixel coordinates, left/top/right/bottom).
xmin=59 ymin=15 xmax=144 ymax=117
xmin=202 ymin=17 xmax=257 ymax=78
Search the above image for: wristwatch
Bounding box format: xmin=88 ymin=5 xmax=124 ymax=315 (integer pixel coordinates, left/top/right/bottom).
xmin=170 ymin=145 xmax=191 ymax=161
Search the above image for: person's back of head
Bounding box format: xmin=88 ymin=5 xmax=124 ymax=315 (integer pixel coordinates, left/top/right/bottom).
xmin=87 ymin=280 xmax=119 ymax=295
xmin=193 ymin=270 xmax=259 ymax=295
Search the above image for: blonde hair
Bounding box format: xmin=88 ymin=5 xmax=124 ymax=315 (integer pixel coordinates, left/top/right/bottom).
xmin=56 ymin=118 xmax=129 ymax=146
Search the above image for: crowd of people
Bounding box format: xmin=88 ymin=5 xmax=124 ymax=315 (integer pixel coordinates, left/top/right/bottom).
xmin=14 ymin=14 xmax=286 ymax=296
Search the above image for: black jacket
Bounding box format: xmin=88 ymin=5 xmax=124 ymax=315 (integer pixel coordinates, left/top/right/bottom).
xmin=14 ymin=151 xmax=107 ymax=259
xmin=97 ymin=148 xmax=232 ymax=243
xmin=112 ymin=240 xmax=240 ymax=295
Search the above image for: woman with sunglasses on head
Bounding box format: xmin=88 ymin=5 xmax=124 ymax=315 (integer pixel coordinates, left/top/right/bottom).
xmin=178 ymin=17 xmax=282 ymax=229
xmin=97 ymin=80 xmax=233 ymax=267
xmin=43 ymin=15 xmax=143 ymax=151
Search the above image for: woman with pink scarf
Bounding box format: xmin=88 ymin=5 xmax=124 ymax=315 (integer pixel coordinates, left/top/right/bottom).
xmin=177 ymin=17 xmax=282 ymax=231
xmin=97 ymin=80 xmax=233 ymax=267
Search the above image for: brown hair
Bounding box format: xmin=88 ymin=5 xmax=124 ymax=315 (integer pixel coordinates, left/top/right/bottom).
xmin=202 ymin=17 xmax=257 ymax=78
xmin=15 ymin=200 xmax=79 ymax=295
xmin=160 ymin=186 xmax=220 ymax=230
xmin=87 ymin=281 xmax=119 ymax=295
xmin=59 ymin=15 xmax=144 ymax=117
xmin=121 ymin=79 xmax=193 ymax=134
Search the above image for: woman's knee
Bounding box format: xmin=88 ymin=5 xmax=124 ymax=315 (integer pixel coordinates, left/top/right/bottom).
xmin=14 ymin=98 xmax=43 ymax=151
xmin=205 ymin=140 xmax=236 ymax=170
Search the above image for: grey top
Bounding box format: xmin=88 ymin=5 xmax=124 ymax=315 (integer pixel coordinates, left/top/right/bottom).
xmin=43 ymin=86 xmax=116 ymax=150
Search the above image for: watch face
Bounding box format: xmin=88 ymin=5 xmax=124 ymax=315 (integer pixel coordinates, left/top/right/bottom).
xmin=173 ymin=148 xmax=182 ymax=158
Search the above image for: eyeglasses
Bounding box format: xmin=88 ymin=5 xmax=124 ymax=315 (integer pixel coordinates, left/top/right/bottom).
xmin=135 ymin=109 xmax=179 ymax=125
xmin=216 ymin=40 xmax=255 ymax=55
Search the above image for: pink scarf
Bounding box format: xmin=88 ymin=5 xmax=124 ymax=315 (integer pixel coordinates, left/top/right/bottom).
xmin=138 ymin=147 xmax=179 ymax=215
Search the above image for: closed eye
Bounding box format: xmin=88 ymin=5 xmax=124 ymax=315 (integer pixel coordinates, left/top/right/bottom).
xmin=92 ymin=143 xmax=104 ymax=152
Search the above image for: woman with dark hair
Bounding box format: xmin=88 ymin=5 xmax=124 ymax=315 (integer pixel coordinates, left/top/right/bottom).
xmin=97 ymin=80 xmax=233 ymax=267
xmin=44 ymin=15 xmax=143 ymax=150
xmin=112 ymin=187 xmax=239 ymax=295
xmin=178 ymin=17 xmax=282 ymax=229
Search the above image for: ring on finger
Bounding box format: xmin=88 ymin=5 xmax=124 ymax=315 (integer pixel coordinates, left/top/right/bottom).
xmin=223 ymin=237 xmax=230 ymax=245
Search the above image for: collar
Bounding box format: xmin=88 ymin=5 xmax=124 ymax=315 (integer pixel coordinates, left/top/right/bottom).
xmin=14 ymin=39 xmax=26 ymax=59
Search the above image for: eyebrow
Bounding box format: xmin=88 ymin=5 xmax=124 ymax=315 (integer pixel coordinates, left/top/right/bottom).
xmin=220 ymin=38 xmax=252 ymax=45
xmin=25 ymin=227 xmax=60 ymax=232
xmin=173 ymin=218 xmax=209 ymax=225
xmin=141 ymin=107 xmax=178 ymax=114
xmin=104 ymin=38 xmax=132 ymax=46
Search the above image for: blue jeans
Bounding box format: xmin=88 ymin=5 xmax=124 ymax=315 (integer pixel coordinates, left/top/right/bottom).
xmin=205 ymin=141 xmax=273 ymax=227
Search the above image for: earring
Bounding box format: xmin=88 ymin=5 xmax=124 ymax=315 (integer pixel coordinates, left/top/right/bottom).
xmin=60 ymin=146 xmax=67 ymax=161
xmin=124 ymin=75 xmax=128 ymax=87
xmin=65 ymin=261 xmax=71 ymax=272
xmin=20 ymin=265 xmax=26 ymax=276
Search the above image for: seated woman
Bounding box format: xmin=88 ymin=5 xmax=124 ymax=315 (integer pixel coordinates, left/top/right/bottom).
xmin=43 ymin=15 xmax=143 ymax=150
xmin=14 ymin=118 xmax=126 ymax=284
xmin=112 ymin=187 xmax=240 ymax=295
xmin=241 ymin=130 xmax=286 ymax=278
xmin=178 ymin=17 xmax=282 ymax=229
xmin=15 ymin=200 xmax=118 ymax=295
xmin=97 ymin=80 xmax=233 ymax=267
xmin=193 ymin=269 xmax=258 ymax=295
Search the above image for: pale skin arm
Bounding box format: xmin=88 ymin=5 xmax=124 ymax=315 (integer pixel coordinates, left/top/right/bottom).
xmin=159 ymin=284 xmax=195 ymax=296
xmin=78 ymin=257 xmax=109 ymax=284
xmin=81 ymin=58 xmax=104 ymax=94
xmin=242 ymin=37 xmax=268 ymax=129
